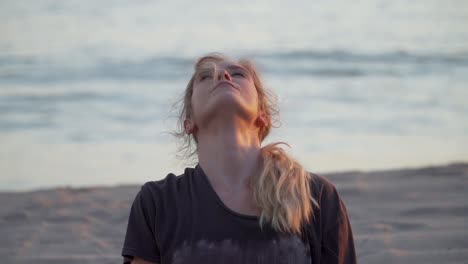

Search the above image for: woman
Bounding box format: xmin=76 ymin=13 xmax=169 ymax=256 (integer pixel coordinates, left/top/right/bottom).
xmin=122 ymin=53 xmax=357 ymax=264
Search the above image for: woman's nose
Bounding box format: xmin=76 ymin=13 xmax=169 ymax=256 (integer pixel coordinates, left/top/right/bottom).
xmin=217 ymin=70 xmax=232 ymax=81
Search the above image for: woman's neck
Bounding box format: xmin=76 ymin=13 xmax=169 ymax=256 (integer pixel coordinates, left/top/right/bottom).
xmin=196 ymin=122 xmax=262 ymax=193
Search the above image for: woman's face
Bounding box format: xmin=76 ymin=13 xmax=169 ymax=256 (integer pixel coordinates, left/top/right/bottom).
xmin=190 ymin=59 xmax=260 ymax=128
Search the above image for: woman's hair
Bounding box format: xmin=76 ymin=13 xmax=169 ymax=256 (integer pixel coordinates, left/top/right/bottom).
xmin=172 ymin=53 xmax=319 ymax=234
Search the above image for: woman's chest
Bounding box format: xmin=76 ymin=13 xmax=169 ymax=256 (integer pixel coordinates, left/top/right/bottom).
xmin=157 ymin=199 xmax=311 ymax=264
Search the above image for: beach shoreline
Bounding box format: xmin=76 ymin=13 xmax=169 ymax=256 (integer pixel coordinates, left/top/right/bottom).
xmin=2 ymin=161 xmax=467 ymax=263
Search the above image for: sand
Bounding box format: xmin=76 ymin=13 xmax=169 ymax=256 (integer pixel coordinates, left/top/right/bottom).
xmin=1 ymin=161 xmax=467 ymax=263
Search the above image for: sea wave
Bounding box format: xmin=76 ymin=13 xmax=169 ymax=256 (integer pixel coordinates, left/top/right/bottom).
xmin=0 ymin=50 xmax=467 ymax=83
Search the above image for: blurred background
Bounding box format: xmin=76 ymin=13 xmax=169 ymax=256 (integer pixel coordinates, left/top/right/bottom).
xmin=1 ymin=0 xmax=467 ymax=191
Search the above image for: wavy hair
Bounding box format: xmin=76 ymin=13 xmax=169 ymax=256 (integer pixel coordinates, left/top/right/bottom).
xmin=171 ymin=53 xmax=319 ymax=234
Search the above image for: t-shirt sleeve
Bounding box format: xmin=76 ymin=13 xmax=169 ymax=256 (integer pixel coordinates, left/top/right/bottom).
xmin=319 ymin=177 xmax=357 ymax=264
xmin=121 ymin=183 xmax=161 ymax=264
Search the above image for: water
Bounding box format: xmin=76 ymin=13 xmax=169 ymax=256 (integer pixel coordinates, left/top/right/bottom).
xmin=1 ymin=0 xmax=468 ymax=191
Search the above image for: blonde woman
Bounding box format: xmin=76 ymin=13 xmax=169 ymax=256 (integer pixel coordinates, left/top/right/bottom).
xmin=122 ymin=53 xmax=357 ymax=264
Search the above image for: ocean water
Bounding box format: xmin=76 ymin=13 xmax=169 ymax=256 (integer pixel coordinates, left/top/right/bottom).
xmin=1 ymin=0 xmax=468 ymax=191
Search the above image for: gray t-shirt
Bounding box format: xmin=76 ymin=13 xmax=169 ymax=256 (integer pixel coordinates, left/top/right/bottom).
xmin=121 ymin=164 xmax=356 ymax=264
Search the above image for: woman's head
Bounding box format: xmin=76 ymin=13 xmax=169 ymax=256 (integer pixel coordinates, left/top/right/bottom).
xmin=174 ymin=53 xmax=278 ymax=161
xmin=172 ymin=53 xmax=318 ymax=234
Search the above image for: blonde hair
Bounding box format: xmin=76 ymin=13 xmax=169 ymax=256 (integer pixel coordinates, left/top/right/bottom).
xmin=172 ymin=53 xmax=319 ymax=234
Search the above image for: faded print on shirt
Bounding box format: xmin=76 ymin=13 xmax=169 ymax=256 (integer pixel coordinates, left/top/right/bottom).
xmin=171 ymin=236 xmax=311 ymax=264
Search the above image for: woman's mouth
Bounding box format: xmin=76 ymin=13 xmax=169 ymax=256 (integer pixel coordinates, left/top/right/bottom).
xmin=212 ymin=81 xmax=238 ymax=92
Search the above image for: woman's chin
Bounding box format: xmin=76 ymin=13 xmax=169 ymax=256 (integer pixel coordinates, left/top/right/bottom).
xmin=200 ymin=99 xmax=253 ymax=121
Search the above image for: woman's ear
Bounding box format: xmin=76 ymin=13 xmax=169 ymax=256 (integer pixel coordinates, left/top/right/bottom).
xmin=255 ymin=114 xmax=267 ymax=128
xmin=184 ymin=119 xmax=194 ymax=134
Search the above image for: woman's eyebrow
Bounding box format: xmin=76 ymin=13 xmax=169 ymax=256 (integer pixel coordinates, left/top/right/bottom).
xmin=196 ymin=68 xmax=213 ymax=76
xmin=227 ymin=65 xmax=248 ymax=72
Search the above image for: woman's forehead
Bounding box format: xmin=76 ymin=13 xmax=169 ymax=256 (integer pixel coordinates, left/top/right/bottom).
xmin=197 ymin=59 xmax=246 ymax=71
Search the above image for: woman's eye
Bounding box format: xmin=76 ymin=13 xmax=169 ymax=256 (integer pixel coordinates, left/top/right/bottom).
xmin=200 ymin=75 xmax=212 ymax=81
xmin=232 ymin=72 xmax=245 ymax=77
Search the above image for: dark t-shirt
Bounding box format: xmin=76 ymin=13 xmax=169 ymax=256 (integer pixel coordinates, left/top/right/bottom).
xmin=121 ymin=164 xmax=357 ymax=264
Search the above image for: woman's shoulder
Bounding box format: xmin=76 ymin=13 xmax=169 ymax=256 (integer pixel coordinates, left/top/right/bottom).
xmin=307 ymin=171 xmax=341 ymax=200
xmin=137 ymin=167 xmax=196 ymax=202
xmin=307 ymin=171 xmax=352 ymax=231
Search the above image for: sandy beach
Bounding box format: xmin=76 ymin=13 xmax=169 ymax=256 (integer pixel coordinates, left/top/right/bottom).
xmin=2 ymin=161 xmax=467 ymax=264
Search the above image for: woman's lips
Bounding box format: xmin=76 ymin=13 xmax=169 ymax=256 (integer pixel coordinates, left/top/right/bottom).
xmin=212 ymin=81 xmax=238 ymax=92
